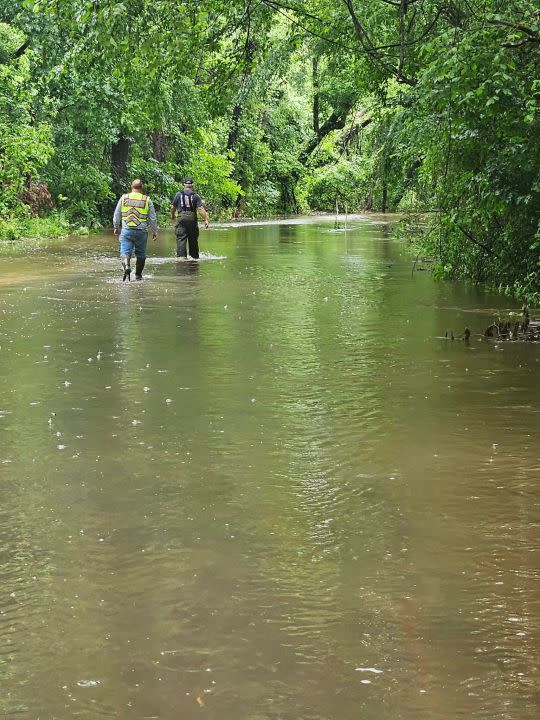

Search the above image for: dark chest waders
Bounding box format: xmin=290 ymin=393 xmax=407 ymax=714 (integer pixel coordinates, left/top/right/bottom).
xmin=175 ymin=192 xmax=200 ymax=258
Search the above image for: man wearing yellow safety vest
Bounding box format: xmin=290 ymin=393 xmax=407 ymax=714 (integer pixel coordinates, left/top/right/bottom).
xmin=113 ymin=179 xmax=158 ymax=281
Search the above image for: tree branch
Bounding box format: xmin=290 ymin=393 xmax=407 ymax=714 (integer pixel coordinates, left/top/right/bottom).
xmin=13 ymin=39 xmax=30 ymax=58
xmin=299 ymin=108 xmax=353 ymax=163
xmin=487 ymin=18 xmax=540 ymax=41
xmin=455 ymin=222 xmax=500 ymax=259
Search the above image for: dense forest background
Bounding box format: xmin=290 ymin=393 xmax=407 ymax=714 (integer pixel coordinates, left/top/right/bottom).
xmin=1 ymin=0 xmax=539 ymax=299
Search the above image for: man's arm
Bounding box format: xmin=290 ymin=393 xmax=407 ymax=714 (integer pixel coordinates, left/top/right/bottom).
xmin=148 ymin=199 xmax=158 ymax=239
xmin=171 ymin=193 xmax=179 ymax=222
xmin=197 ymin=203 xmax=209 ymax=229
xmin=113 ymin=196 xmax=123 ymax=235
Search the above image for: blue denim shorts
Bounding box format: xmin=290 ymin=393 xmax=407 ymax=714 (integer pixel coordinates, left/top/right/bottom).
xmin=119 ymin=228 xmax=148 ymax=258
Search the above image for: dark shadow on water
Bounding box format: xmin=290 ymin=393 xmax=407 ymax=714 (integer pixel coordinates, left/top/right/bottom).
xmin=175 ymin=259 xmax=200 ymax=277
xmin=278 ymin=224 xmax=298 ymax=243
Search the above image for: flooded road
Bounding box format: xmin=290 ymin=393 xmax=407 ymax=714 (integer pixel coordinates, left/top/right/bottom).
xmin=0 ymin=217 xmax=539 ymax=719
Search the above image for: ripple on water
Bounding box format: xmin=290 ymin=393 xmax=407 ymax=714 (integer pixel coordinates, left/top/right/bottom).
xmin=96 ymin=252 xmax=226 ymax=266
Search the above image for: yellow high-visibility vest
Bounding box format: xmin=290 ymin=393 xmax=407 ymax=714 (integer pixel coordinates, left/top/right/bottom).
xmin=121 ymin=192 xmax=149 ymax=227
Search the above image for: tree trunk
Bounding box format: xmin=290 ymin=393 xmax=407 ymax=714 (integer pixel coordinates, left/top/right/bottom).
xmin=312 ymin=57 xmax=320 ymax=134
xmin=150 ymin=130 xmax=169 ymax=162
xmin=391 ymin=159 xmax=421 ymax=207
xmin=111 ymin=134 xmax=131 ymax=192
xmin=227 ymin=103 xmax=243 ymax=151
xmin=380 ymin=155 xmax=389 ymax=212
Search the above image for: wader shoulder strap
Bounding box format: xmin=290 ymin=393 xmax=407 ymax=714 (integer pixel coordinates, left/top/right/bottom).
xmin=180 ymin=191 xmax=195 ymax=212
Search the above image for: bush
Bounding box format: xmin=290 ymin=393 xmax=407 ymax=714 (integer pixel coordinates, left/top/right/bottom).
xmin=18 ymin=181 xmax=54 ymax=216
xmin=185 ymin=148 xmax=241 ymax=215
xmin=244 ymin=180 xmax=281 ymax=217
xmin=301 ymin=157 xmax=370 ymax=212
xmin=0 ymin=212 xmax=70 ymax=244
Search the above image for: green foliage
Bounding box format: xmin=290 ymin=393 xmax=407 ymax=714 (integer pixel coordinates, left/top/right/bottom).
xmin=391 ymin=6 xmax=540 ymax=299
xmin=302 ymin=155 xmax=370 ymax=212
xmin=0 ymin=21 xmax=54 ymax=216
xmin=507 ymin=271 xmax=540 ymax=306
xmin=0 ymin=20 xmax=25 ymax=62
xmin=185 ymin=147 xmax=241 ymax=213
xmin=244 ymin=180 xmax=282 ymax=217
xmin=0 ymin=211 xmax=70 ymax=244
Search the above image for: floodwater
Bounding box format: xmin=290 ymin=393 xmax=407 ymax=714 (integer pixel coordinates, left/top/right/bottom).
xmin=0 ymin=216 xmax=538 ymax=720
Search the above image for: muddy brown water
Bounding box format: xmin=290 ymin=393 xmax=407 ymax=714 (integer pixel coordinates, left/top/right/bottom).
xmin=0 ymin=217 xmax=539 ymax=719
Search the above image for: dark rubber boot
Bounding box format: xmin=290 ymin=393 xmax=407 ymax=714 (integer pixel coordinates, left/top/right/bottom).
xmin=121 ymin=256 xmax=131 ymax=282
xmin=135 ymin=257 xmax=146 ymax=280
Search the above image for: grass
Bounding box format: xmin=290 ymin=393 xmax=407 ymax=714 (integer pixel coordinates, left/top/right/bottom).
xmin=0 ymin=212 xmax=93 ymax=254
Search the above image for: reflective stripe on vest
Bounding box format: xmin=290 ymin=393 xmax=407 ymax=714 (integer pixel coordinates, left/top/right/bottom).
xmin=121 ymin=193 xmax=149 ymax=227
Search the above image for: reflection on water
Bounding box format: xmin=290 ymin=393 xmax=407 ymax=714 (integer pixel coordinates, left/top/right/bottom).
xmin=0 ymin=218 xmax=539 ymax=719
xmin=175 ymin=259 xmax=200 ymax=277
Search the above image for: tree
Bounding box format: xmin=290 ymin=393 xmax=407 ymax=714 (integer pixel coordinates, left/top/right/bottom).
xmin=0 ymin=21 xmax=53 ymax=218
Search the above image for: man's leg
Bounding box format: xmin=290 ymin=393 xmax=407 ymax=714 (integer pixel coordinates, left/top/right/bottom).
xmin=135 ymin=257 xmax=145 ymax=280
xmin=121 ymin=258 xmax=131 ymax=281
xmin=119 ymin=230 xmax=133 ymax=281
xmin=134 ymin=231 xmax=148 ymax=280
xmin=176 ymin=221 xmax=188 ymax=257
xmin=187 ymin=222 xmax=200 ymax=259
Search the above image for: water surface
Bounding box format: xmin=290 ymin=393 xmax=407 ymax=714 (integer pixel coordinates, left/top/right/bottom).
xmin=0 ymin=217 xmax=539 ymax=719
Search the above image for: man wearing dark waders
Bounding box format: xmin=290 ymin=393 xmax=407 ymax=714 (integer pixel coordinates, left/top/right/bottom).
xmin=171 ymin=178 xmax=209 ymax=259
xmin=113 ymin=179 xmax=158 ymax=281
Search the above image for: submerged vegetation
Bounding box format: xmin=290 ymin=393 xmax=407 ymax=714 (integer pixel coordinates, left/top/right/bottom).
xmin=0 ymin=1 xmax=539 ymax=299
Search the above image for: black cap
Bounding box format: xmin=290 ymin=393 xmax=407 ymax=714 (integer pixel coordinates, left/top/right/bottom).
xmin=183 ymin=177 xmax=194 ymax=185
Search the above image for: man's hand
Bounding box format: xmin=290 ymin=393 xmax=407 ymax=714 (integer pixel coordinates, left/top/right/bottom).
xmin=113 ymin=227 xmax=119 ymax=236
xmin=204 ymin=219 xmax=209 ymax=229
xmin=152 ymin=233 xmax=158 ymax=242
